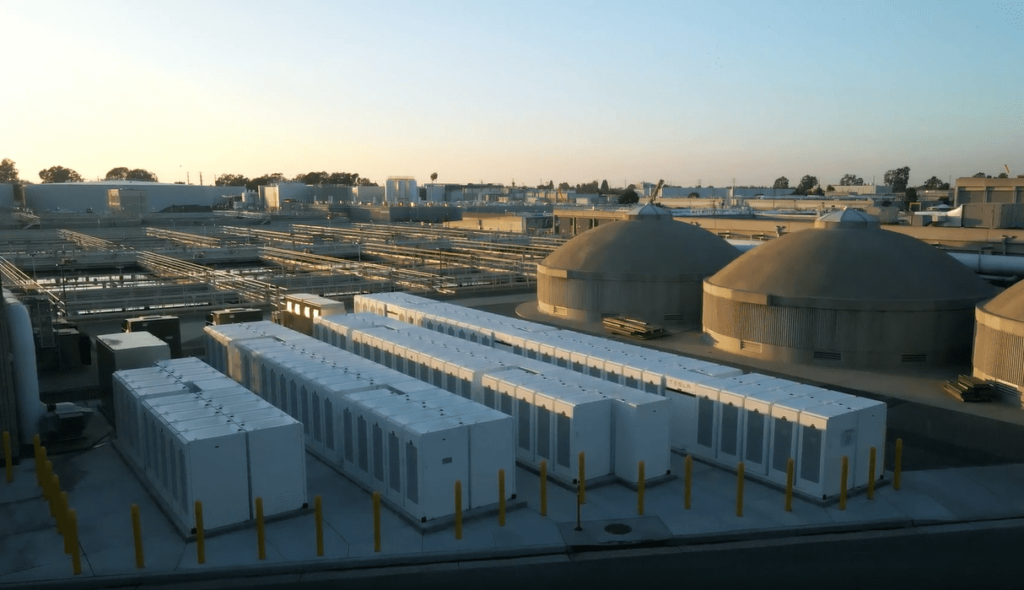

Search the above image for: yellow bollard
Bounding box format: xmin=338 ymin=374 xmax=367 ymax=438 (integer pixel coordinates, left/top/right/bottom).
xmin=868 ymin=447 xmax=877 ymax=500
xmin=33 ymin=435 xmax=41 ymax=487
xmin=894 ymin=439 xmax=903 ymax=491
xmin=578 ymin=451 xmax=586 ymax=505
xmin=454 ymin=481 xmax=463 ymax=540
xmin=539 ymin=460 xmax=548 ymax=517
xmin=49 ymin=473 xmax=60 ymax=520
xmin=736 ymin=462 xmax=745 ymax=517
xmin=194 ymin=501 xmax=205 ymax=564
xmin=60 ymin=491 xmax=72 ymax=554
xmin=314 ymin=495 xmax=324 ymax=557
xmin=131 ymin=504 xmax=145 ymax=569
xmin=684 ymin=455 xmax=692 ymax=510
xmin=839 ymin=456 xmax=849 ymax=511
xmin=785 ymin=458 xmax=794 ymax=512
xmin=68 ymin=508 xmax=81 ymax=575
xmin=498 ymin=469 xmax=506 ymax=527
xmin=256 ymin=497 xmax=266 ymax=560
xmin=637 ymin=461 xmax=645 ymax=516
xmin=3 ymin=431 xmax=12 ymax=483
xmin=372 ymin=491 xmax=381 ymax=553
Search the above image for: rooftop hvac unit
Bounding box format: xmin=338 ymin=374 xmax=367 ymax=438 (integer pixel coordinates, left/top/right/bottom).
xmin=123 ymin=315 xmax=182 ymax=359
xmin=98 ymin=332 xmax=171 ymax=397
xmin=206 ymin=308 xmax=263 ymax=326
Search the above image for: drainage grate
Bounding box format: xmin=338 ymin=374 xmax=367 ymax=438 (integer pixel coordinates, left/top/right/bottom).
xmin=813 ymin=351 xmax=842 ymax=361
xmin=604 ymin=523 xmax=633 ymax=535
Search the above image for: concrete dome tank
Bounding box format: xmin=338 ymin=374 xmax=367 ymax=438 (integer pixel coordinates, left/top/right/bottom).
xmin=702 ymin=210 xmax=998 ymax=370
xmin=973 ymin=279 xmax=1024 ymax=394
xmin=536 ymin=204 xmax=740 ymax=328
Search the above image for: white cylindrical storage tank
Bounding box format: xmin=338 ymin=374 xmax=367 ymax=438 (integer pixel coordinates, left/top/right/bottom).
xmin=4 ymin=290 xmax=45 ymax=446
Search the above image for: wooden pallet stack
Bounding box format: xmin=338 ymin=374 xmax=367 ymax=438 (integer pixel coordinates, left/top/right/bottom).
xmin=602 ymin=316 xmax=668 ymax=340
xmin=943 ymin=375 xmax=996 ymax=403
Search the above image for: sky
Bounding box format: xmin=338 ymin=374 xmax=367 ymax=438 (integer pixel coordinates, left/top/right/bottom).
xmin=1 ymin=0 xmax=1021 ymax=188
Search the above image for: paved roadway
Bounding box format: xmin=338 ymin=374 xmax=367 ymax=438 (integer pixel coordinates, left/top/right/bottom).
xmin=123 ymin=522 xmax=1024 ymax=590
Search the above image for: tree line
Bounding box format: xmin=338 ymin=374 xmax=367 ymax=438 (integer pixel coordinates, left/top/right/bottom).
xmin=0 ymin=159 xmax=379 ymax=190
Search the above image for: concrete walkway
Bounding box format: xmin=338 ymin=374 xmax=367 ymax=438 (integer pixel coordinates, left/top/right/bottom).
xmin=3 ymin=444 xmax=1024 ymax=589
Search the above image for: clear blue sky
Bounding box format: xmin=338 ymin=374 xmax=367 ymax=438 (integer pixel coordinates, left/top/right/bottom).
xmin=1 ymin=0 xmax=1021 ymax=187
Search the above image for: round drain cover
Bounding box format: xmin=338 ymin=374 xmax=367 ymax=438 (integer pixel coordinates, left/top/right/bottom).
xmin=604 ymin=523 xmax=633 ymax=535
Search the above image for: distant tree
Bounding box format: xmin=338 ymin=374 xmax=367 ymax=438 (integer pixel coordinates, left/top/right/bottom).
xmin=0 ymin=158 xmax=19 ymax=183
xmin=826 ymin=185 xmax=835 ymax=192
xmin=884 ymin=167 xmax=911 ymax=193
xmin=793 ymin=175 xmax=818 ymax=195
xmin=295 ymin=171 xmax=330 ymax=185
xmin=687 ymin=191 xmax=700 ymax=198
xmin=973 ymin=172 xmax=987 ymax=178
xmin=356 ymin=177 xmax=378 ymax=186
xmin=38 ymin=165 xmax=83 ymax=183
xmin=327 ymin=172 xmax=359 ymax=185
xmin=922 ymin=176 xmax=946 ymax=190
xmin=812 ymin=187 xmax=825 ymax=196
xmin=600 ymin=179 xmax=609 ymax=193
xmin=126 ymin=169 xmax=158 ymax=182
xmin=617 ymin=189 xmax=639 ymax=205
xmin=246 ymin=173 xmax=285 ymax=191
xmin=576 ymin=180 xmax=599 ymax=193
xmin=216 ymin=173 xmax=250 ymax=187
xmin=839 ymin=174 xmax=864 ymax=186
xmin=558 ymin=182 xmax=571 ymax=191
xmin=905 ymin=187 xmax=918 ymax=201
xmin=105 ymin=167 xmax=130 ymax=180
xmin=998 ymin=172 xmax=1009 ymax=179
xmin=772 ymin=176 xmax=789 ymax=189
xmin=431 ymin=172 xmax=438 ymax=183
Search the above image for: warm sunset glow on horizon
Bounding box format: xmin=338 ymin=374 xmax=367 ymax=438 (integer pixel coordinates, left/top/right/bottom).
xmin=1 ymin=0 xmax=1021 ymax=188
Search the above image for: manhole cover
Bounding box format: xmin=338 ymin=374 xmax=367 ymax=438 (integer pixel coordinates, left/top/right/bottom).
xmin=604 ymin=523 xmax=633 ymax=535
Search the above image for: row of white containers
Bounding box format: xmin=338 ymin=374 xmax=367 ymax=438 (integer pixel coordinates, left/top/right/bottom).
xmin=313 ymin=313 xmax=671 ymax=485
xmin=203 ymin=321 xmax=515 ymax=522
xmin=352 ymin=292 xmax=888 ymax=499
xmin=112 ymin=358 xmax=306 ymax=533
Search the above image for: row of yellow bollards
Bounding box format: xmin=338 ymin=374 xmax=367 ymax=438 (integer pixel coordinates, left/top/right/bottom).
xmin=31 ymin=435 xmax=81 ymax=575
xmin=9 ymin=431 xmax=907 ymax=562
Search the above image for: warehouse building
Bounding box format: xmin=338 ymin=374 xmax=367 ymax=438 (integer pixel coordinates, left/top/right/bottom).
xmin=536 ymin=203 xmax=740 ymax=328
xmin=702 ymin=209 xmax=998 ymax=370
xmin=973 ymin=279 xmax=1024 ymax=397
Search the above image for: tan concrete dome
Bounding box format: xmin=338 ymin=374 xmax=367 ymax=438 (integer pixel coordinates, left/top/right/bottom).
xmin=537 ymin=208 xmax=740 ymax=327
xmin=703 ymin=211 xmax=998 ymax=369
xmin=973 ymin=280 xmax=1024 ymax=392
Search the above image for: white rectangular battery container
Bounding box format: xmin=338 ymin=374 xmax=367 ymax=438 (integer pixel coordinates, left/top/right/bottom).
xmin=458 ymin=408 xmax=516 ymax=510
xmin=691 ymin=373 xmax=775 ymax=460
xmin=168 ymin=420 xmax=250 ymax=532
xmin=713 ymin=386 xmax=747 ymax=468
xmin=767 ymin=395 xmax=840 ymax=487
xmin=394 ymin=411 xmax=470 ymax=522
xmin=604 ymin=389 xmax=672 ymax=482
xmin=827 ymin=394 xmax=887 ymax=487
xmin=238 ymin=414 xmax=306 ymax=517
xmin=548 ymin=391 xmax=612 ymax=483
xmin=792 ymin=398 xmax=859 ymax=499
xmin=741 ymin=385 xmax=817 ymax=476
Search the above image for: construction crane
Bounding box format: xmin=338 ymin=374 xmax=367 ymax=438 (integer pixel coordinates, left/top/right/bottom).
xmin=648 ymin=179 xmax=665 ymax=204
xmin=1006 ymin=164 xmax=1012 ymax=177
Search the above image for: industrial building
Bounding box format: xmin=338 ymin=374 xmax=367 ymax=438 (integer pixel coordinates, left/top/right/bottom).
xmin=702 ymin=209 xmax=998 ymax=370
xmin=536 ymin=203 xmax=739 ymax=328
xmin=973 ymin=279 xmax=1024 ymax=402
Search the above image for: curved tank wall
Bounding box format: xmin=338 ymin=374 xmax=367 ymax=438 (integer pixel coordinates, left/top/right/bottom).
xmin=973 ymin=280 xmax=1024 ymax=392
xmin=703 ymin=210 xmax=999 ymax=370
